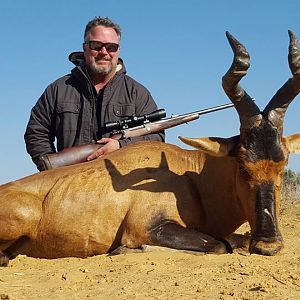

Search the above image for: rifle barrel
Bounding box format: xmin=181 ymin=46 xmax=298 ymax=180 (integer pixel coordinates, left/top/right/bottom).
xmin=124 ymin=102 xmax=235 ymax=134
xmin=177 ymin=102 xmax=234 ymax=118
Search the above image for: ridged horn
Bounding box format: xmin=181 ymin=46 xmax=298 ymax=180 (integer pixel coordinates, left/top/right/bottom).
xmin=222 ymin=31 xmax=261 ymax=129
xmin=263 ymin=30 xmax=300 ymax=128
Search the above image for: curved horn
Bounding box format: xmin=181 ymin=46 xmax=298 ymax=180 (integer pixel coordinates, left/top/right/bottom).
xmin=222 ymin=32 xmax=261 ymax=129
xmin=263 ymin=30 xmax=300 ymax=128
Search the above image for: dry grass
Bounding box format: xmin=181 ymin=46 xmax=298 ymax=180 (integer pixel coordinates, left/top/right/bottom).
xmin=282 ymin=169 xmax=300 ymax=203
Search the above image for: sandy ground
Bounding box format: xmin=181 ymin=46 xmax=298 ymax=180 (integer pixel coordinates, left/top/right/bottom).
xmin=0 ymin=199 xmax=299 ymax=300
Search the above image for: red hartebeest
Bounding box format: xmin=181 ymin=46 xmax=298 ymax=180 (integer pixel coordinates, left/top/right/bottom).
xmin=1 ymin=31 xmax=300 ymax=266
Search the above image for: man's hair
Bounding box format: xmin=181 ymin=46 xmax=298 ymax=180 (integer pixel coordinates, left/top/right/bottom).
xmin=84 ymin=17 xmax=122 ymax=41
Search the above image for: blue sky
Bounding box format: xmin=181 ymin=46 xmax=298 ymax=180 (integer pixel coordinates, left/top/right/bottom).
xmin=1 ymin=0 xmax=300 ymax=184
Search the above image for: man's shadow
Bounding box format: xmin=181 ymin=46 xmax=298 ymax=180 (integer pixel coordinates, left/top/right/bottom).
xmin=104 ymin=152 xmax=200 ymax=197
xmin=104 ymin=152 xmax=203 ymax=223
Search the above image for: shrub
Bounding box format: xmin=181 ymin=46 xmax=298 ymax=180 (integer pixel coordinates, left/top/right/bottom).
xmin=282 ymin=169 xmax=300 ymax=202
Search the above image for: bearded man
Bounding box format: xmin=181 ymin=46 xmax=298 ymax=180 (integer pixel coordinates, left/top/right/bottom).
xmin=25 ymin=17 xmax=164 ymax=171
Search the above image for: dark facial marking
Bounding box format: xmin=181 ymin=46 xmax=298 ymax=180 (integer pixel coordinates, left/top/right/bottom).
xmin=251 ymin=182 xmax=282 ymax=241
xmin=242 ymin=119 xmax=285 ymax=163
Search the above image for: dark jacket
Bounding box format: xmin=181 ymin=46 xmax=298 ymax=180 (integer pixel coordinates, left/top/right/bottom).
xmin=24 ymin=52 xmax=165 ymax=170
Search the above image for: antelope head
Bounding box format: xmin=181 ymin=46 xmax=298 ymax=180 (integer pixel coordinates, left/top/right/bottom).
xmin=180 ymin=31 xmax=300 ymax=255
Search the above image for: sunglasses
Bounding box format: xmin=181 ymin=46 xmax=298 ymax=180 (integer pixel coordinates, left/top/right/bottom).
xmin=85 ymin=41 xmax=119 ymax=53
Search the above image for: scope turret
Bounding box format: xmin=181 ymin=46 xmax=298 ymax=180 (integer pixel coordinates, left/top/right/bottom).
xmin=104 ymin=109 xmax=166 ymax=132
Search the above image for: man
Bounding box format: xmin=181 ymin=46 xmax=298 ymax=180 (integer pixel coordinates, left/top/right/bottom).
xmin=24 ymin=17 xmax=165 ymax=171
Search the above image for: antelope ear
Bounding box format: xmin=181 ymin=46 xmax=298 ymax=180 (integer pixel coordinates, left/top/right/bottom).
xmin=178 ymin=135 xmax=239 ymax=157
xmin=284 ymin=134 xmax=300 ymax=154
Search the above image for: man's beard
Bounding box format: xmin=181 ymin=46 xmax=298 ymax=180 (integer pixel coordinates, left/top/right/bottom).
xmin=88 ymin=59 xmax=114 ymax=76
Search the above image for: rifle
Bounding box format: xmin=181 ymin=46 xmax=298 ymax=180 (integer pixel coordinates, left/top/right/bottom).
xmin=40 ymin=102 xmax=234 ymax=170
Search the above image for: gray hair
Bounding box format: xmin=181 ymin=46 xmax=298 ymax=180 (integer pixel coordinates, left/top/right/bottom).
xmin=84 ymin=17 xmax=122 ymax=42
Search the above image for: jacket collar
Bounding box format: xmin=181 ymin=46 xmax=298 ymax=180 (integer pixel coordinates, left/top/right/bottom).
xmin=69 ymin=52 xmax=126 ymax=97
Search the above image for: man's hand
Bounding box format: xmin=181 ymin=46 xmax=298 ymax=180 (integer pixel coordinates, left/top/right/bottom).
xmin=87 ymin=138 xmax=120 ymax=161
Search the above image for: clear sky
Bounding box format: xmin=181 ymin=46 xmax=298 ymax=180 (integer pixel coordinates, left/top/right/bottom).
xmin=1 ymin=0 xmax=300 ymax=184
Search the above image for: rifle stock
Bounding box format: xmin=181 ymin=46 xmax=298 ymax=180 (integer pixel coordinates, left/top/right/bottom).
xmin=40 ymin=143 xmax=102 ymax=170
xmin=40 ymin=102 xmax=234 ymax=170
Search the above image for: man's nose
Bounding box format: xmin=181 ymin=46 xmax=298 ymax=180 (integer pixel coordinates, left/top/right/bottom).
xmin=98 ymin=46 xmax=109 ymax=54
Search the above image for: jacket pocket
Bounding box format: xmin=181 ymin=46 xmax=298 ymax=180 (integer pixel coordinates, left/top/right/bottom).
xmin=112 ymin=104 xmax=135 ymax=117
xmin=55 ymin=102 xmax=81 ymax=147
xmin=56 ymin=102 xmax=81 ymax=114
xmin=105 ymin=104 xmax=135 ymax=124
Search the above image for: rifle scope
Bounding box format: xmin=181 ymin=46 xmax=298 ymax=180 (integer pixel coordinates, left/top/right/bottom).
xmin=104 ymin=109 xmax=166 ymax=132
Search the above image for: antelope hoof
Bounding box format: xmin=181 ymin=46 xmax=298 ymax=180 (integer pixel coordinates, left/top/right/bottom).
xmin=249 ymin=239 xmax=283 ymax=256
xmin=0 ymin=252 xmax=9 ymax=267
xmin=207 ymin=239 xmax=233 ymax=254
